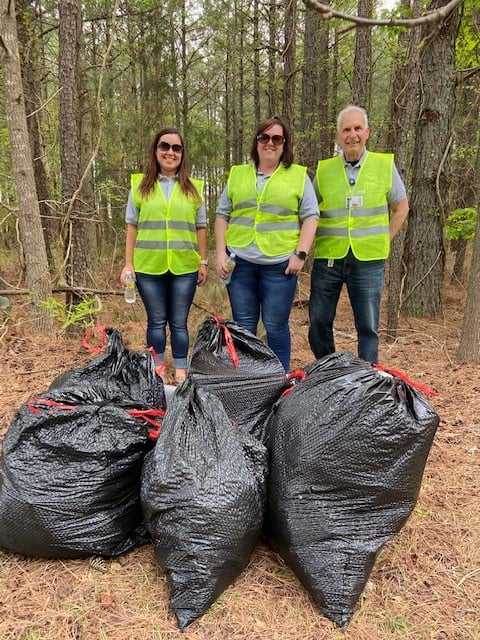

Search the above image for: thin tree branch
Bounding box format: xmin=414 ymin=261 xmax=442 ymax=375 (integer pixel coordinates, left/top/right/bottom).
xmin=26 ymin=88 xmax=62 ymax=119
xmin=0 ymin=202 xmax=18 ymax=215
xmin=303 ymin=0 xmax=464 ymax=28
xmin=0 ymin=287 xmax=124 ymax=296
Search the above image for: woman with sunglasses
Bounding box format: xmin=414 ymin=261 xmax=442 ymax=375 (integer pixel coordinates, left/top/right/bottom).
xmin=121 ymin=127 xmax=208 ymax=383
xmin=215 ymin=117 xmax=319 ymax=372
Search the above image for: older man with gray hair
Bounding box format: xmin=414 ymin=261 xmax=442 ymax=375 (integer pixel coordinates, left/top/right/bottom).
xmin=308 ymin=105 xmax=409 ymax=364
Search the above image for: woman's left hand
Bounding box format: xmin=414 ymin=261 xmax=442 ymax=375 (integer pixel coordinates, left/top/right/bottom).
xmin=197 ymin=264 xmax=208 ymax=286
xmin=285 ymin=254 xmax=305 ymax=275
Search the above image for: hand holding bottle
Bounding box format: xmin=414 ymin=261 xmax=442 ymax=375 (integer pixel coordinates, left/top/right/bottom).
xmin=219 ymin=253 xmax=236 ymax=285
xmin=122 ymin=269 xmax=136 ymax=303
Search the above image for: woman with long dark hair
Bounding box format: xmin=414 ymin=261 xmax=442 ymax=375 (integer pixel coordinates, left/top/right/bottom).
xmin=121 ymin=127 xmax=208 ymax=383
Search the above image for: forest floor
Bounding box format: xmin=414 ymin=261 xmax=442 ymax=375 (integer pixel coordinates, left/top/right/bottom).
xmin=0 ymin=266 xmax=479 ymax=640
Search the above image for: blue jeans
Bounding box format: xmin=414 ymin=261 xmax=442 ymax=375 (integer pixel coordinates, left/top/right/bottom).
xmin=227 ymin=257 xmax=298 ymax=372
xmin=135 ymin=271 xmax=198 ymax=368
xmin=308 ymin=251 xmax=385 ymax=364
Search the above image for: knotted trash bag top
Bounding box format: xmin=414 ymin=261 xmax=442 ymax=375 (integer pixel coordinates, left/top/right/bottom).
xmin=141 ymin=378 xmax=268 ymax=630
xmin=265 ymin=351 xmax=439 ymax=627
xmin=0 ymin=327 xmax=166 ymax=559
xmin=188 ymin=317 xmax=287 ymax=442
xmin=49 ymin=325 xmax=166 ymax=408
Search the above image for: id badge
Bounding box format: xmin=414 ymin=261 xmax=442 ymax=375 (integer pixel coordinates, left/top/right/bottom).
xmin=346 ymin=194 xmax=364 ymax=208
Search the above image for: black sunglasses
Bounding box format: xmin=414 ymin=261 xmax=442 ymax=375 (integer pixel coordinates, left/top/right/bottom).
xmin=156 ymin=141 xmax=184 ymax=153
xmin=256 ymin=133 xmax=285 ymax=146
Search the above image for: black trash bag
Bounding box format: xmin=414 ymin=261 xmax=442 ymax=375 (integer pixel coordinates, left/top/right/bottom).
xmin=49 ymin=326 xmax=165 ymax=408
xmin=265 ymin=351 xmax=439 ymax=627
xmin=141 ymin=378 xmax=268 ymax=630
xmin=188 ymin=317 xmax=287 ymax=442
xmin=0 ymin=327 xmax=165 ymax=559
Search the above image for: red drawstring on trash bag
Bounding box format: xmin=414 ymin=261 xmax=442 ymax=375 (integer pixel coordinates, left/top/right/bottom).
xmin=374 ymin=364 xmax=438 ymax=397
xmin=213 ymin=316 xmax=239 ymax=367
xmin=280 ymin=370 xmax=307 ymax=397
xmin=127 ymin=408 xmax=166 ymax=440
xmin=27 ymin=397 xmax=165 ymax=440
xmin=82 ymin=325 xmax=108 ymax=354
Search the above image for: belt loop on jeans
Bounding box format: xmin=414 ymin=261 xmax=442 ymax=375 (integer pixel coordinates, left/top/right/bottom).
xmin=327 ymin=258 xmax=334 ymax=267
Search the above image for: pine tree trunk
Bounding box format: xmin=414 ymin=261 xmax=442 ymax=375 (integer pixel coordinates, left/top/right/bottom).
xmin=282 ymin=0 xmax=297 ymax=129
xmin=16 ymin=0 xmax=56 ymax=268
xmin=353 ymin=0 xmax=372 ymax=110
xmin=402 ymin=0 xmax=459 ymax=318
xmin=385 ymin=0 xmax=422 ymax=341
xmin=0 ymin=0 xmax=54 ymax=334
xmin=457 ymin=210 xmax=480 ymax=361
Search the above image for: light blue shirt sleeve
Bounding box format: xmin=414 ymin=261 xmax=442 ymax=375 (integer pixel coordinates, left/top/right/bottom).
xmin=215 ymin=184 xmax=233 ymax=221
xmin=300 ymin=175 xmax=320 ymax=221
xmin=389 ymin=165 xmax=407 ymax=205
xmin=125 ymin=191 xmax=138 ymax=224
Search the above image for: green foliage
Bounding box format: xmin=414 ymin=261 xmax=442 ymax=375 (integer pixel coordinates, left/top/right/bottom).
xmin=39 ymin=296 xmax=102 ymax=333
xmin=455 ymin=0 xmax=480 ymax=68
xmin=445 ymin=207 xmax=478 ymax=241
xmin=0 ymin=111 xmax=15 ymax=206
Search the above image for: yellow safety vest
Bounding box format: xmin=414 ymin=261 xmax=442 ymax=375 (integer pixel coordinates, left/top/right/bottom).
xmin=314 ymin=152 xmax=393 ymax=260
xmin=131 ymin=174 xmax=203 ymax=275
xmin=225 ymin=163 xmax=307 ymax=257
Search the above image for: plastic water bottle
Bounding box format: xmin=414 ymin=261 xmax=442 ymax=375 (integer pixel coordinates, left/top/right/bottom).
xmin=219 ymin=253 xmax=236 ymax=285
xmin=124 ymin=271 xmax=136 ymax=303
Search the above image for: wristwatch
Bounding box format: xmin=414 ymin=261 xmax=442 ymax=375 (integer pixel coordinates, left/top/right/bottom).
xmin=294 ymin=251 xmax=307 ymax=260
xmin=199 ymin=259 xmax=209 ymax=266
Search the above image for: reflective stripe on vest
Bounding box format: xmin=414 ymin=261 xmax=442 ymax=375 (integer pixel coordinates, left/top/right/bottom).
xmin=225 ymin=163 xmax=306 ymax=257
xmin=314 ymin=152 xmax=393 ymax=260
xmin=131 ymin=173 xmax=203 ymax=275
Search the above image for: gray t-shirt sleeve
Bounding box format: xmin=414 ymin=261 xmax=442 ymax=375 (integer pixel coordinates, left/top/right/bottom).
xmin=299 ymin=175 xmax=320 ymax=221
xmin=388 ymin=164 xmax=407 ymax=205
xmin=125 ymin=191 xmax=138 ymax=225
xmin=196 ymin=202 xmax=207 ymax=227
xmin=215 ymin=184 xmax=233 ymax=221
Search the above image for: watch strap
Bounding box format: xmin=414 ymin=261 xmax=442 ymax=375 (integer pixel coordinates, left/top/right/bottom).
xmin=295 ymin=251 xmax=307 ymax=260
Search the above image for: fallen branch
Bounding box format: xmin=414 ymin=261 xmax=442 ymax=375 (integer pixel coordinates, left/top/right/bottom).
xmin=0 ymin=287 xmax=125 ymax=297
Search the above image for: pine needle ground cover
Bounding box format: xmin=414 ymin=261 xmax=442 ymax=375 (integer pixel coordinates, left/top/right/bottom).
xmin=0 ymin=280 xmax=478 ymax=640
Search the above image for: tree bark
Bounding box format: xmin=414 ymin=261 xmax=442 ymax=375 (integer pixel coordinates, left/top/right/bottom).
xmin=353 ymin=0 xmax=372 ymax=110
xmin=299 ymin=4 xmax=330 ymax=176
xmin=385 ymin=0 xmax=422 ymax=341
xmin=267 ymin=0 xmax=279 ymax=117
xmin=282 ymin=0 xmax=297 ymax=129
xmin=457 ymin=206 xmax=480 ymax=362
xmin=16 ymin=0 xmax=56 ymax=268
xmin=450 ymin=238 xmax=467 ymax=284
xmin=59 ymin=0 xmax=92 ymax=317
xmin=449 ymin=96 xmax=480 ymax=283
xmin=78 ymin=43 xmax=98 ymax=277
xmin=0 ymin=0 xmax=54 ymax=334
xmin=253 ymin=0 xmax=261 ymax=124
xmin=402 ymin=0 xmax=459 ymax=318
xmin=317 ymin=16 xmax=331 ymax=160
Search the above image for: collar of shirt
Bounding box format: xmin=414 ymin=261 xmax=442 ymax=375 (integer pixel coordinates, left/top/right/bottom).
xmin=341 ymin=149 xmax=368 ymax=169
xmin=156 ymin=174 xmax=178 ymax=201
